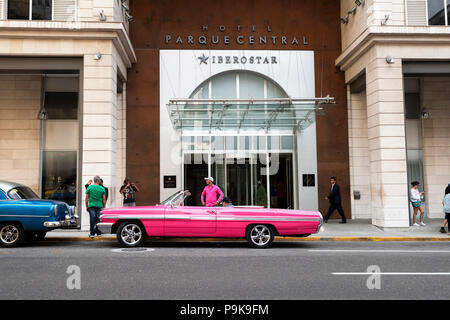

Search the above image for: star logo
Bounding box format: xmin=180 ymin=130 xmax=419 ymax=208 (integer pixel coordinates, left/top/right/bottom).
xmin=198 ymin=54 xmax=209 ymax=65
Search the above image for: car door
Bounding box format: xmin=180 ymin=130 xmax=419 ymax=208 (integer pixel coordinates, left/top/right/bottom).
xmin=163 ymin=205 xmax=217 ymax=236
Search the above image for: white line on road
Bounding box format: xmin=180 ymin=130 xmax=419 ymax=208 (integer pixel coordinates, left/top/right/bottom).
xmin=309 ymin=250 xmax=450 ymax=253
xmin=332 ymin=272 xmax=450 ymax=275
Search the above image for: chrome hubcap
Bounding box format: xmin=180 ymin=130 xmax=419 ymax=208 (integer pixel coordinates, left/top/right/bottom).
xmin=250 ymin=225 xmax=271 ymax=246
xmin=1 ymin=225 xmax=19 ymax=244
xmin=120 ymin=224 xmax=142 ymax=245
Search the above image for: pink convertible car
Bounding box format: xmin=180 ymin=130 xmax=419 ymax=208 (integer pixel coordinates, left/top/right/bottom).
xmin=97 ymin=191 xmax=323 ymax=248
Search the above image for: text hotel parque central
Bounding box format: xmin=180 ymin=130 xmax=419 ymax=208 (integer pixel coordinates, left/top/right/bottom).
xmin=164 ymin=25 xmax=308 ymax=46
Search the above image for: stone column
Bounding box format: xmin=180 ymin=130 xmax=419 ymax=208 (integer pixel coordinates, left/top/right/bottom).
xmin=81 ymin=53 xmax=118 ymax=230
xmin=348 ymin=88 xmax=371 ymax=219
xmin=365 ymin=53 xmax=410 ymax=227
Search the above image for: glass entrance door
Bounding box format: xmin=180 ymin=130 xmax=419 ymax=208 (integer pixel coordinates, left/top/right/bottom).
xmin=183 ymin=141 xmax=294 ymax=209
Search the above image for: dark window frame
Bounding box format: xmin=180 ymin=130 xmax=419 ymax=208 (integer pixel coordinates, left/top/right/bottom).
xmin=427 ymin=0 xmax=450 ymax=26
xmin=7 ymin=0 xmax=52 ymax=21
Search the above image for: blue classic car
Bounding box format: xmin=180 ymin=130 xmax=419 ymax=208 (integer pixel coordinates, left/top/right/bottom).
xmin=0 ymin=180 xmax=79 ymax=247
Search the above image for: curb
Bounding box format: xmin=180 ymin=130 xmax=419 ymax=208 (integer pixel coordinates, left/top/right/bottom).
xmin=44 ymin=235 xmax=450 ymax=242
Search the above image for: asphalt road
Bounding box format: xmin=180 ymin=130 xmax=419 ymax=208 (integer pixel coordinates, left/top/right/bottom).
xmin=0 ymin=240 xmax=449 ymax=300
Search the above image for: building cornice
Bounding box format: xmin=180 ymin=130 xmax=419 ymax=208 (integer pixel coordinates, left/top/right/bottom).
xmin=336 ymin=25 xmax=450 ymax=72
xmin=0 ymin=20 xmax=137 ymax=68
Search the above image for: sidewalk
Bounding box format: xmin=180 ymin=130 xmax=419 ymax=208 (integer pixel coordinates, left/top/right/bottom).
xmin=45 ymin=219 xmax=450 ymax=242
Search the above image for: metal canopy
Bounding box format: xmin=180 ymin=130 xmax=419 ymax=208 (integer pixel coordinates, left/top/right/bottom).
xmin=167 ymin=96 xmax=335 ymax=134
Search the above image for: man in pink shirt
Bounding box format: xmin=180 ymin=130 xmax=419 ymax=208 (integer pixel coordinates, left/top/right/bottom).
xmin=201 ymin=177 xmax=224 ymax=207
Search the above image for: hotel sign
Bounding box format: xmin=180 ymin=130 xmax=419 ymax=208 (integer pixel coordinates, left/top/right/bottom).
xmin=165 ymin=25 xmax=308 ymax=47
xmin=197 ymin=53 xmax=277 ymax=65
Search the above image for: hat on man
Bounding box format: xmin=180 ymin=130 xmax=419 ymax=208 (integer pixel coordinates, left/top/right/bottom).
xmin=204 ymin=176 xmax=214 ymax=182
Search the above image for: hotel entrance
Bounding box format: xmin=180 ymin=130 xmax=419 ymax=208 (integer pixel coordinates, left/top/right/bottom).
xmin=183 ymin=136 xmax=295 ymax=209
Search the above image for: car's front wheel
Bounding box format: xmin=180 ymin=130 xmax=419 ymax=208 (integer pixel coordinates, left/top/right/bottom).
xmin=0 ymin=223 xmax=25 ymax=248
xmin=116 ymin=221 xmax=146 ymax=247
xmin=246 ymin=224 xmax=274 ymax=248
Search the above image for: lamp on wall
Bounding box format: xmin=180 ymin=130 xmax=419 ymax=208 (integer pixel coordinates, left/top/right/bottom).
xmin=93 ymin=53 xmax=102 ymax=60
xmin=99 ymin=9 xmax=107 ymax=21
xmin=421 ymin=108 xmax=430 ymax=119
xmin=340 ymin=15 xmax=349 ymax=24
xmin=37 ymin=108 xmax=48 ymax=120
xmin=385 ymin=56 xmax=394 ymax=64
xmin=348 ymin=6 xmax=357 ymax=15
xmin=126 ymin=12 xmax=133 ymax=21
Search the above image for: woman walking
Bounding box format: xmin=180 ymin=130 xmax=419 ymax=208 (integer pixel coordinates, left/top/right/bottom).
xmin=410 ymin=181 xmax=426 ymax=227
xmin=440 ymin=184 xmax=450 ymax=234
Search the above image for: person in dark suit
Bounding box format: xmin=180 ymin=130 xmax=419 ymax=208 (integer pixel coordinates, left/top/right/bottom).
xmin=324 ymin=177 xmax=346 ymax=223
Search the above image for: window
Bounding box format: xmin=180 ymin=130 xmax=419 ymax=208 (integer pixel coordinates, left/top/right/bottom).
xmin=405 ymin=93 xmax=420 ymax=119
xmin=7 ymin=187 xmax=39 ymax=200
xmin=41 ymin=151 xmax=77 ymax=205
xmin=8 ymin=0 xmax=52 ymax=20
xmin=427 ymin=0 xmax=450 ymax=25
xmin=44 ymin=92 xmax=78 ymax=120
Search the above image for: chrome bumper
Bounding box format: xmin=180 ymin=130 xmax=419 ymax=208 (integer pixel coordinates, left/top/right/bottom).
xmin=44 ymin=214 xmax=79 ymax=229
xmin=314 ymin=212 xmax=324 ymax=234
xmin=96 ymin=222 xmax=113 ymax=234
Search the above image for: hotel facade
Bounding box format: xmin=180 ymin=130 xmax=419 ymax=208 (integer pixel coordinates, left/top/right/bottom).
xmin=0 ymin=0 xmax=448 ymax=229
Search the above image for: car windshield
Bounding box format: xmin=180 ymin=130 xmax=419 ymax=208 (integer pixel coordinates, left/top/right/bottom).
xmin=7 ymin=186 xmax=40 ymax=200
xmin=160 ymin=190 xmax=191 ymax=206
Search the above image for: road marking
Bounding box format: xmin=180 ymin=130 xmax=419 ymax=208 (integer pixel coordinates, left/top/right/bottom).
xmin=332 ymin=272 xmax=450 ymax=275
xmin=309 ymin=249 xmax=450 ymax=253
xmin=111 ymin=248 xmax=155 ymax=253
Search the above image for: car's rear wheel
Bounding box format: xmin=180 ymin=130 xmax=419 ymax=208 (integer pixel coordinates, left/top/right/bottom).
xmin=0 ymin=223 xmax=25 ymax=248
xmin=246 ymin=224 xmax=274 ymax=248
xmin=116 ymin=221 xmax=146 ymax=247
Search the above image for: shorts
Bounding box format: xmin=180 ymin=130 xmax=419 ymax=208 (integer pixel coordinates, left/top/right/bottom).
xmin=412 ymin=201 xmax=422 ymax=208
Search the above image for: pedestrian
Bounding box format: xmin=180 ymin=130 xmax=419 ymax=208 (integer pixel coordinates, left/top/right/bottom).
xmin=200 ymin=177 xmax=224 ymax=207
xmin=440 ymin=184 xmax=450 ymax=234
xmin=85 ymin=178 xmax=109 ymax=202
xmin=120 ymin=177 xmax=140 ymax=207
xmin=410 ymin=181 xmax=426 ymax=226
xmin=222 ymin=196 xmax=233 ymax=207
xmin=324 ymin=176 xmax=346 ymax=224
xmin=85 ymin=176 xmax=106 ymax=239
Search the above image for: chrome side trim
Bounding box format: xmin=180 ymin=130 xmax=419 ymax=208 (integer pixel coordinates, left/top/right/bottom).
xmin=217 ymin=217 xmax=319 ymax=222
xmin=100 ymin=214 xmax=320 ymax=223
xmin=1 ymin=215 xmax=50 ymax=218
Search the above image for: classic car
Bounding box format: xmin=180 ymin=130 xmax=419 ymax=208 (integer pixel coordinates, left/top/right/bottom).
xmin=97 ymin=190 xmax=323 ymax=248
xmin=0 ymin=180 xmax=79 ymax=247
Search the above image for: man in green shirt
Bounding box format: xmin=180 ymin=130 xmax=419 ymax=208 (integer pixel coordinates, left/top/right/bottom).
xmin=85 ymin=176 xmax=106 ymax=238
